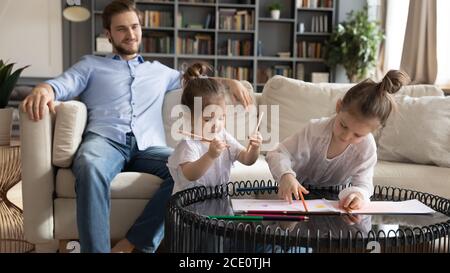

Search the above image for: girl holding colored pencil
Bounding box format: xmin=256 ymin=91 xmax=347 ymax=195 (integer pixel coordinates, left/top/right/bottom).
xmin=266 ymin=70 xmax=410 ymax=211
xmin=168 ymin=63 xmax=262 ymax=194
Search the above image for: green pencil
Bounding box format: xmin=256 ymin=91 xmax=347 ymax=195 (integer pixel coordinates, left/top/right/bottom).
xmin=208 ymin=215 xmax=309 ymax=221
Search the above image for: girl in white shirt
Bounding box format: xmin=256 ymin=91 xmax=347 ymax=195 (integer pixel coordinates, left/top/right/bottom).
xmin=266 ymin=70 xmax=410 ymax=211
xmin=168 ymin=63 xmax=262 ymax=194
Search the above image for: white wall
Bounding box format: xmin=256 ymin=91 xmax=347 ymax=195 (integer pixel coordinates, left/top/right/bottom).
xmin=0 ymin=0 xmax=63 ymax=78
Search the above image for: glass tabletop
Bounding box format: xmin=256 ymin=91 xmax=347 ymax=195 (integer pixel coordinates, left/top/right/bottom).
xmin=183 ymin=189 xmax=450 ymax=239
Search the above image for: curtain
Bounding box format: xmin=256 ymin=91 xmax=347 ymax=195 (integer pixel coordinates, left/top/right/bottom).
xmin=375 ymin=0 xmax=387 ymax=80
xmin=400 ymin=0 xmax=437 ymax=84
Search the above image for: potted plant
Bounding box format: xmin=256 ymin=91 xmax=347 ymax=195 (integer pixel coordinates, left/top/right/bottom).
xmin=268 ymin=2 xmax=282 ymax=20
xmin=324 ymin=7 xmax=384 ymax=82
xmin=0 ymin=60 xmax=29 ymax=146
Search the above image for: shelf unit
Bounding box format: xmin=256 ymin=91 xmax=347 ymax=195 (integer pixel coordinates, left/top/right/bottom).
xmin=91 ymin=0 xmax=337 ymax=92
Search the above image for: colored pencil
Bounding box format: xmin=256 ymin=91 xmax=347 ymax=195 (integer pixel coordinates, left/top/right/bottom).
xmin=236 ymin=186 xmax=278 ymax=193
xmin=208 ymin=215 xmax=309 ymax=221
xmin=299 ymin=190 xmax=309 ymax=213
xmin=246 ymin=112 xmax=264 ymax=152
xmin=178 ymin=130 xmax=213 ymax=142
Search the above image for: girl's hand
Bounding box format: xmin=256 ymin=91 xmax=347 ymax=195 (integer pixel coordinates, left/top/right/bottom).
xmin=206 ymin=138 xmax=227 ymax=159
xmin=278 ymin=173 xmax=309 ymax=204
xmin=340 ymin=192 xmax=365 ymax=211
xmin=248 ymin=132 xmax=263 ymax=150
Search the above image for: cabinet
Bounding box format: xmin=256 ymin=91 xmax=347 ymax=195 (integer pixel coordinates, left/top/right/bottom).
xmin=91 ymin=0 xmax=336 ymax=91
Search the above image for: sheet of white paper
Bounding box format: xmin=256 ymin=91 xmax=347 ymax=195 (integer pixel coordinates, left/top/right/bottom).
xmin=231 ymin=199 xmax=339 ymax=213
xmin=327 ymin=199 xmax=436 ymax=215
xmin=231 ymin=199 xmax=435 ymax=215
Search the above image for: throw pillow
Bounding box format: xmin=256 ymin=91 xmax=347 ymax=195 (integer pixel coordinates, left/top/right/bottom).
xmin=377 ymin=95 xmax=450 ymax=167
xmin=52 ymin=101 xmax=87 ymax=168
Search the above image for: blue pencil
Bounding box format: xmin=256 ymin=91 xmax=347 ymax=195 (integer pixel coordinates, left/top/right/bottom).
xmin=236 ymin=186 xmax=278 ymax=192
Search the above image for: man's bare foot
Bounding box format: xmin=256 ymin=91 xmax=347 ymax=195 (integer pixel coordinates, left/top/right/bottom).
xmin=111 ymin=238 xmax=135 ymax=253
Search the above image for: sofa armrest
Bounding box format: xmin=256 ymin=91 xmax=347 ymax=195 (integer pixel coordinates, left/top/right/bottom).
xmin=20 ymin=105 xmax=56 ymax=244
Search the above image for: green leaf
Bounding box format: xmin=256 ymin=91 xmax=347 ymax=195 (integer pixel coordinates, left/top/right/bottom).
xmin=323 ymin=5 xmax=383 ymax=81
xmin=0 ymin=63 xmax=14 ymax=86
xmin=0 ymin=64 xmax=29 ymax=108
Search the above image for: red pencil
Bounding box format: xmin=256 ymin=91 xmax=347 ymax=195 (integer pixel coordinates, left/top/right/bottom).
xmin=246 ymin=214 xmax=309 ymax=221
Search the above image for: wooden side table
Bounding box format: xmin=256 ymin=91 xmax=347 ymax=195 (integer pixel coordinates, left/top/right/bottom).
xmin=0 ymin=145 xmax=34 ymax=253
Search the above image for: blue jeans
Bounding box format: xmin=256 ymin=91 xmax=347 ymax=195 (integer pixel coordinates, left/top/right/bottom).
xmin=72 ymin=132 xmax=174 ymax=253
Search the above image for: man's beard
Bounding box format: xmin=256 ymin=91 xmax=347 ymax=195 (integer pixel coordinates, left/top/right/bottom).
xmin=111 ymin=38 xmax=140 ymax=55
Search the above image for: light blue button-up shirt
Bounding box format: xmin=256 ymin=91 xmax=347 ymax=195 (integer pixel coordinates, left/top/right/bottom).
xmin=46 ymin=54 xmax=181 ymax=150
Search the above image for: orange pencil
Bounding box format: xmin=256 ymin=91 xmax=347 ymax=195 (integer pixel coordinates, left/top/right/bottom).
xmin=299 ymin=190 xmax=309 ymax=213
xmin=246 ymin=112 xmax=264 ymax=152
xmin=178 ymin=130 xmax=230 ymax=147
xmin=178 ymin=130 xmax=213 ymax=142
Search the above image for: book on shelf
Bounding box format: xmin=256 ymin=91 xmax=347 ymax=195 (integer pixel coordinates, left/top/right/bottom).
xmin=296 ymin=63 xmax=305 ymax=81
xmin=297 ymin=0 xmax=333 ymax=8
xmin=310 ymin=15 xmax=328 ymax=33
xmin=219 ymin=39 xmax=252 ymax=56
xmin=277 ymin=52 xmax=291 ymax=58
xmin=140 ymin=0 xmax=173 ymax=3
xmin=177 ymin=12 xmax=215 ymax=29
xmin=142 ymin=32 xmax=173 ymax=54
xmin=177 ymin=34 xmax=213 ymax=55
xmin=258 ymin=65 xmax=293 ymax=84
xmin=297 ymin=41 xmax=323 ymax=58
xmin=219 ymin=9 xmax=254 ymax=31
xmin=180 ymin=0 xmax=215 ymax=3
xmin=143 ymin=10 xmax=173 ymax=28
xmin=186 ymin=24 xmax=204 ymax=29
xmin=218 ymin=65 xmax=252 ymax=81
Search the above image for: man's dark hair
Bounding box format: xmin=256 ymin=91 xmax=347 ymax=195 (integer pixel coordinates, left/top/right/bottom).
xmin=102 ymin=0 xmax=141 ymax=30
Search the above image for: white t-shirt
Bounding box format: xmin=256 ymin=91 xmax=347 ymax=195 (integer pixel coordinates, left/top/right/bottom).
xmin=266 ymin=116 xmax=377 ymax=202
xmin=168 ymin=129 xmax=245 ymax=194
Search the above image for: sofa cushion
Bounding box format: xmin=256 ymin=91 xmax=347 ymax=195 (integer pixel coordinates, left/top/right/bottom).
xmin=261 ymin=76 xmax=445 ymax=142
xmin=377 ymin=95 xmax=450 ymax=168
xmin=52 ymin=101 xmax=87 ymax=168
xmin=374 ymin=160 xmax=450 ymax=199
xmin=162 ymin=80 xmax=258 ymax=148
xmin=55 ymin=169 xmax=163 ymax=199
xmin=54 ymin=198 xmax=150 ymax=240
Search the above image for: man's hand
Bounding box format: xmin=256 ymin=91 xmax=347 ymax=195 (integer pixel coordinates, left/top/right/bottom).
xmin=278 ymin=173 xmax=309 ymax=204
xmin=229 ymin=80 xmax=252 ymax=109
xmin=21 ymin=84 xmax=56 ymax=121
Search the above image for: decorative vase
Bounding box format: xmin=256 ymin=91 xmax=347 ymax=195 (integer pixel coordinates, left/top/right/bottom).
xmin=270 ymin=10 xmax=280 ymax=20
xmin=0 ymin=108 xmax=13 ymax=146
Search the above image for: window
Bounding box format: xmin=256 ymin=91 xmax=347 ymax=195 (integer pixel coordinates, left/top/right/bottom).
xmin=383 ymin=0 xmax=449 ymax=84
xmin=436 ymin=0 xmax=450 ymax=85
xmin=383 ymin=0 xmax=409 ymax=71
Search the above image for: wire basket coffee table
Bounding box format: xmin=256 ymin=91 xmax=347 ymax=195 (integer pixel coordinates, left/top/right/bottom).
xmin=0 ymin=146 xmax=34 ymax=253
xmin=165 ymin=180 xmax=450 ymax=253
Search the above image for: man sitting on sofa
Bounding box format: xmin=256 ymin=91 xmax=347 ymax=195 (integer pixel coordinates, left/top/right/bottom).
xmin=21 ymin=0 xmax=251 ymax=253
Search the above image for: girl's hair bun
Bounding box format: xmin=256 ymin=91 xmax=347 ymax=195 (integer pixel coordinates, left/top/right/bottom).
xmin=182 ymin=62 xmax=212 ymax=86
xmin=380 ymin=70 xmax=410 ymax=94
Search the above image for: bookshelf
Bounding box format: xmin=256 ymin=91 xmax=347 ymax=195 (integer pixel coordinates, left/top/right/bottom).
xmin=91 ymin=0 xmax=337 ymax=92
